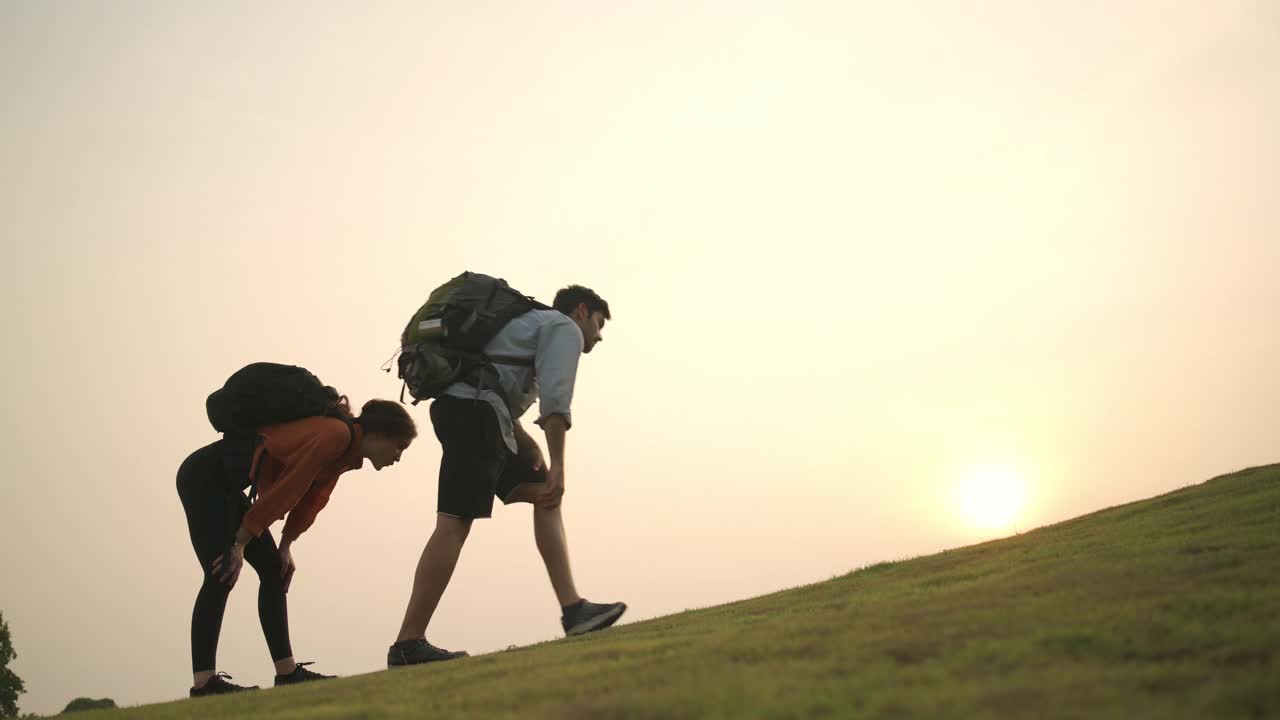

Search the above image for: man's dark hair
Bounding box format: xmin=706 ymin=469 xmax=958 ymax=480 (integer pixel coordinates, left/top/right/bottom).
xmin=553 ymin=285 xmax=611 ymax=320
xmin=357 ymin=399 xmax=417 ymax=439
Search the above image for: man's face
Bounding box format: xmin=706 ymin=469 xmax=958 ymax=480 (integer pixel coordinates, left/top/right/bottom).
xmin=575 ymin=306 xmax=607 ymax=354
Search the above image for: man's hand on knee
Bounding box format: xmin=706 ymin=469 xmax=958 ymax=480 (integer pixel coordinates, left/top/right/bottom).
xmin=538 ymin=465 xmax=564 ymax=510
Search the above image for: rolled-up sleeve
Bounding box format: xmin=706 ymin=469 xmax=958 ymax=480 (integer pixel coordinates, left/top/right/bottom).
xmin=533 ymin=317 xmax=583 ymax=429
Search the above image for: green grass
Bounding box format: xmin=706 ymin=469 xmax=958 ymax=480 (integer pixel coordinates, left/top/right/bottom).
xmin=88 ymin=465 xmax=1278 ymax=719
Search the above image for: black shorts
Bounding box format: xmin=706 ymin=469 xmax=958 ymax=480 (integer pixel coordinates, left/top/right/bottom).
xmin=429 ymin=396 xmax=547 ymax=519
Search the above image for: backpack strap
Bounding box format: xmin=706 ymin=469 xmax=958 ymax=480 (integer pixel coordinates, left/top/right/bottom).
xmin=245 ymin=435 xmax=266 ymax=503
xmin=340 ymin=418 xmax=357 ymax=456
xmin=483 ymin=353 xmax=535 ymax=367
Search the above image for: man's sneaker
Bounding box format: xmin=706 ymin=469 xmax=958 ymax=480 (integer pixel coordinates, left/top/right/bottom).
xmin=387 ymin=639 xmax=469 ymax=667
xmin=562 ymin=599 xmax=627 ymax=636
xmin=274 ymin=662 xmax=335 ymax=686
xmin=190 ymin=672 xmax=259 ymax=697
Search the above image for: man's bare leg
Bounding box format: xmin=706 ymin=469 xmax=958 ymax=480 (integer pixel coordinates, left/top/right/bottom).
xmin=535 ymin=504 xmax=584 ymax=607
xmin=396 ymin=514 xmax=472 ymax=642
xmin=508 ymin=483 xmax=582 ymax=607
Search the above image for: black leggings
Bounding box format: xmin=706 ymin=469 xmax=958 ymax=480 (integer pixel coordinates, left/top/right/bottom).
xmin=176 ymin=440 xmax=292 ymax=673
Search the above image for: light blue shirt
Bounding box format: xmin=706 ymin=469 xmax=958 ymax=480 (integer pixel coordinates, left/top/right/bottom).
xmin=441 ymin=309 xmax=583 ymax=454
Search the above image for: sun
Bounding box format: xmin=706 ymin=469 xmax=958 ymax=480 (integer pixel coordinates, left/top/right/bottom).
xmin=957 ymin=465 xmax=1027 ymax=530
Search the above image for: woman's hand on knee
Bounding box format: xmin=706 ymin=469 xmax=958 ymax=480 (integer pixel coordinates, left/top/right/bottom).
xmin=279 ymin=545 xmax=297 ymax=593
xmin=212 ymin=544 xmax=245 ymax=589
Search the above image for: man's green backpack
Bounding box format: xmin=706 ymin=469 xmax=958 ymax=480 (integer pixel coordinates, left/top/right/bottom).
xmin=395 ymin=272 xmax=549 ymax=404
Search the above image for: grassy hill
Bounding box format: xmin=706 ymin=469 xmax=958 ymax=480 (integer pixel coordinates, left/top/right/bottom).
xmin=84 ymin=464 xmax=1278 ymax=719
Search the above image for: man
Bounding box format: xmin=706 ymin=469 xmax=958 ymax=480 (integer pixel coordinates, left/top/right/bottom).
xmin=388 ymin=284 xmax=625 ymax=666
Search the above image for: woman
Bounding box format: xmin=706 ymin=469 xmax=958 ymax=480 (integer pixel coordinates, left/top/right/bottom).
xmin=177 ymin=397 xmax=416 ymax=696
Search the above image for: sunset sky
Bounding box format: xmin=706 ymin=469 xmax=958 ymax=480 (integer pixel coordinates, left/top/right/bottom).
xmin=2 ymin=1 xmax=1277 ymax=714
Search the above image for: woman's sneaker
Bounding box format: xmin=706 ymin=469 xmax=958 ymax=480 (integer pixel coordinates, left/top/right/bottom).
xmin=561 ymin=599 xmax=627 ymax=636
xmin=190 ymin=672 xmax=259 ymax=697
xmin=274 ymin=662 xmax=335 ymax=686
xmin=387 ymin=639 xmax=469 ymax=667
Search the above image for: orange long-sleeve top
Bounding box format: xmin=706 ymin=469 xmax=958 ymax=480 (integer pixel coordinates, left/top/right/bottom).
xmin=239 ymin=416 xmax=364 ymax=542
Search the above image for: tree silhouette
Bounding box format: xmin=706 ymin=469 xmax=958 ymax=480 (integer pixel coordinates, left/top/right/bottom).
xmin=0 ymin=612 xmax=25 ymax=718
xmin=63 ymin=697 xmax=117 ymax=713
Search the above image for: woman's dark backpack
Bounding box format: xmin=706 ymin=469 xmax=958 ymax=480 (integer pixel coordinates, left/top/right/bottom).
xmin=206 ymin=363 xmax=353 ymax=494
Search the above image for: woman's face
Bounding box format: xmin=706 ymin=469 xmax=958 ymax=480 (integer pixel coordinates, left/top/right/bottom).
xmin=365 ymin=433 xmax=413 ymax=470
